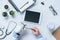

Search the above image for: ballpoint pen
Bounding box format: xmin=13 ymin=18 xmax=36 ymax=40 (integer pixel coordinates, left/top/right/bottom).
xmin=20 ymin=2 xmax=29 ymax=9
xmin=25 ymin=27 xmax=36 ymax=32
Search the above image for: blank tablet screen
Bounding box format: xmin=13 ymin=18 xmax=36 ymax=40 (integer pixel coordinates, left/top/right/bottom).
xmin=24 ymin=10 xmax=40 ymax=23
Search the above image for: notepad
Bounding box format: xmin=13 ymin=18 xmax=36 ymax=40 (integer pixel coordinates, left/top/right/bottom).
xmin=9 ymin=0 xmax=35 ymax=12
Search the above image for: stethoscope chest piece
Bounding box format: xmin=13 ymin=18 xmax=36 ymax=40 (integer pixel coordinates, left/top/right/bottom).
xmin=0 ymin=29 xmax=4 ymax=36
xmin=0 ymin=28 xmax=6 ymax=39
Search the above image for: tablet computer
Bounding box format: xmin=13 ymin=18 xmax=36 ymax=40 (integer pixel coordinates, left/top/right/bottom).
xmin=24 ymin=10 xmax=40 ymax=23
xmin=23 ymin=10 xmax=42 ymax=25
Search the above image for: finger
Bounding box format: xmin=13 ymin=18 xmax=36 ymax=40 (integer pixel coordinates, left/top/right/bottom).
xmin=32 ymin=30 xmax=36 ymax=33
xmin=32 ymin=27 xmax=38 ymax=32
xmin=32 ymin=29 xmax=36 ymax=33
xmin=32 ymin=27 xmax=37 ymax=30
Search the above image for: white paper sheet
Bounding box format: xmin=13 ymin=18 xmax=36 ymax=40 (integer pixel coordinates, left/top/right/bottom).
xmin=11 ymin=0 xmax=34 ymax=12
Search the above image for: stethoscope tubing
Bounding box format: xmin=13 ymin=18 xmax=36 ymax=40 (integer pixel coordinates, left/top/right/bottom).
xmin=0 ymin=21 xmax=17 ymax=39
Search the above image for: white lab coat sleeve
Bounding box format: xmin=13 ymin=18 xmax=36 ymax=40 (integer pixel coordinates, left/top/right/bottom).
xmin=13 ymin=32 xmax=20 ymax=40
xmin=36 ymin=34 xmax=46 ymax=40
xmin=12 ymin=32 xmax=46 ymax=40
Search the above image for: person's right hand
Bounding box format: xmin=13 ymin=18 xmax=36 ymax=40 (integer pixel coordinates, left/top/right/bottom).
xmin=32 ymin=27 xmax=40 ymax=36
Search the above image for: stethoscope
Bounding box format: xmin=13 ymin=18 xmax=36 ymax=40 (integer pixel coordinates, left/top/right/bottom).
xmin=0 ymin=21 xmax=32 ymax=39
xmin=0 ymin=21 xmax=17 ymax=39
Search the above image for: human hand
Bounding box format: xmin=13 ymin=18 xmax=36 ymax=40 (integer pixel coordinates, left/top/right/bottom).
xmin=32 ymin=27 xmax=40 ymax=36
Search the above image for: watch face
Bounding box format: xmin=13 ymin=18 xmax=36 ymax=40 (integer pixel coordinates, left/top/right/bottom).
xmin=24 ymin=10 xmax=40 ymax=23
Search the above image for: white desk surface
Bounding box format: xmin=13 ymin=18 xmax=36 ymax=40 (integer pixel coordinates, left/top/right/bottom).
xmin=0 ymin=0 xmax=60 ymax=40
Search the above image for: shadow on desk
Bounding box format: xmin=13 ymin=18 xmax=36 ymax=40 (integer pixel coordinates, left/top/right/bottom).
xmin=53 ymin=26 xmax=60 ymax=40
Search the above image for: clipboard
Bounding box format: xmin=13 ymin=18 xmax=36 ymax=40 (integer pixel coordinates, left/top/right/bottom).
xmin=8 ymin=0 xmax=35 ymax=12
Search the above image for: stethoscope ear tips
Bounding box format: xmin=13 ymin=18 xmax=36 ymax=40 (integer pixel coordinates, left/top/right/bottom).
xmin=21 ymin=23 xmax=26 ymax=26
xmin=21 ymin=22 xmax=27 ymax=29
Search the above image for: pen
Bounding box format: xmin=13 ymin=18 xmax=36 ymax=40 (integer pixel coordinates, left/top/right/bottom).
xmin=20 ymin=1 xmax=29 ymax=9
xmin=25 ymin=27 xmax=32 ymax=29
xmin=25 ymin=27 xmax=36 ymax=32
